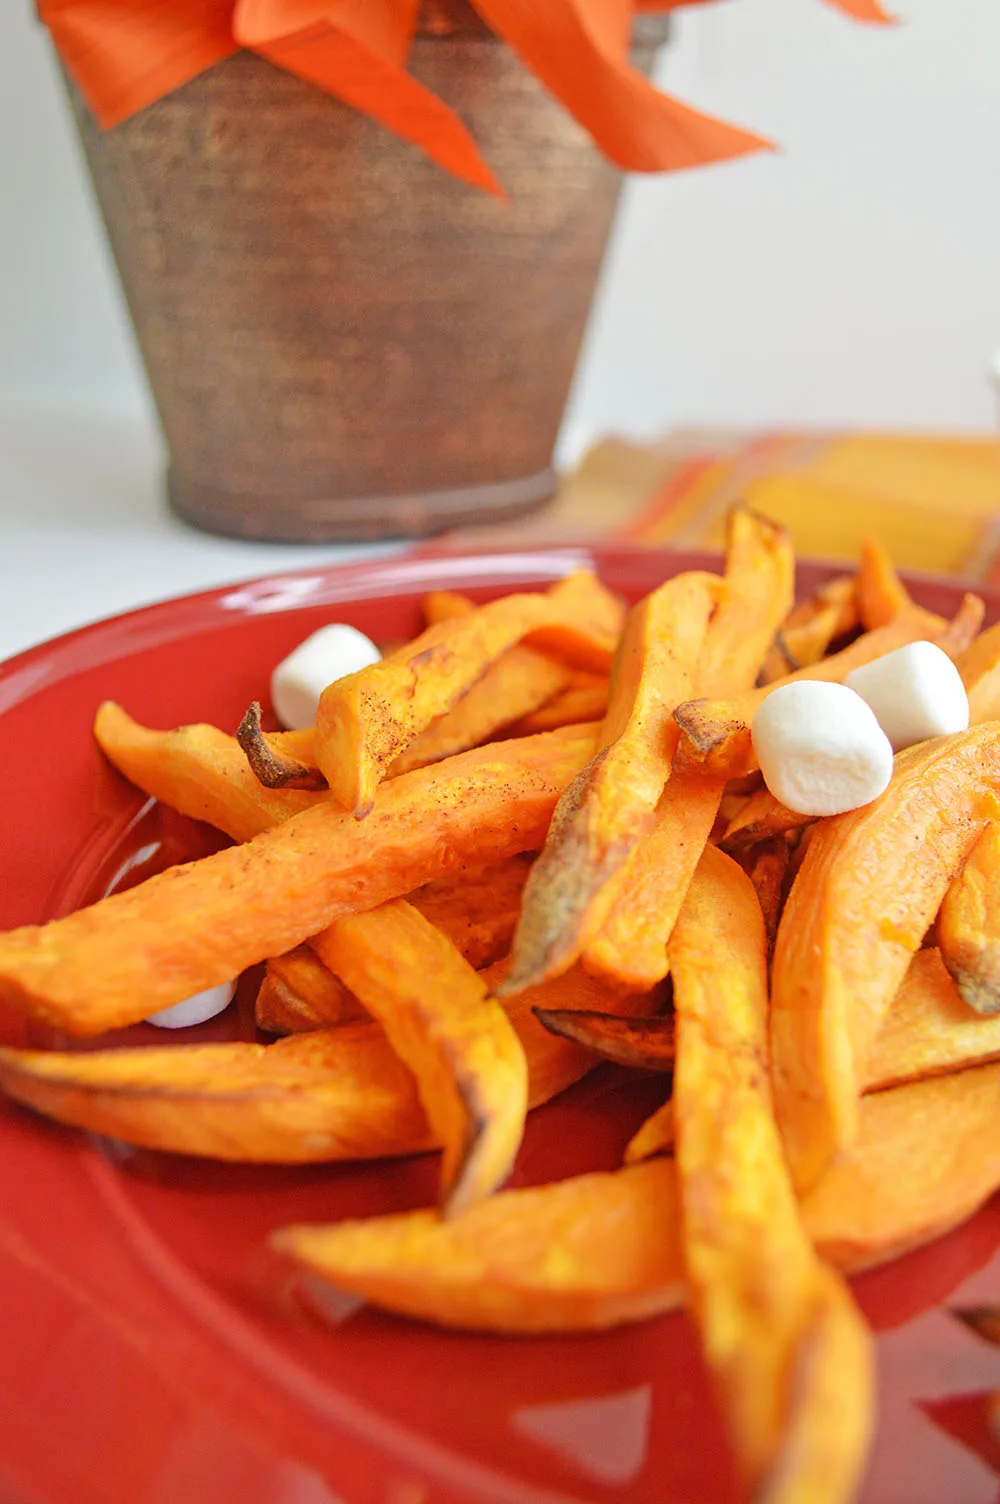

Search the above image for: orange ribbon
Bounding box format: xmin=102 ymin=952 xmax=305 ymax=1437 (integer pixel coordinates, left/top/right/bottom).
xmin=40 ymin=1 xmax=238 ymax=128
xmin=469 ymin=0 xmax=772 ymax=172
xmin=236 ymin=1 xmax=504 ymax=193
xmin=821 ymin=0 xmax=894 ymax=19
xmin=38 ymin=0 xmax=892 ymax=189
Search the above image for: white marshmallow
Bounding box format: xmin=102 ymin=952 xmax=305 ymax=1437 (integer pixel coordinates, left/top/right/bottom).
xmin=271 ymin=624 xmax=381 ymax=730
xmin=844 ymin=640 xmax=969 ymax=752
xmin=751 ymin=681 xmax=894 ymax=817
xmin=146 ymin=980 xmax=236 ymax=1030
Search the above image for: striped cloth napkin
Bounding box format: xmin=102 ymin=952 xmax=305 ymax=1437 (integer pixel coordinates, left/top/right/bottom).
xmin=431 ymin=429 xmax=1000 ymax=584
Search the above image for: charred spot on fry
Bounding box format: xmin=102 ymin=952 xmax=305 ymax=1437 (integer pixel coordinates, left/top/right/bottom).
xmin=237 ymin=701 xmax=328 ymax=791
xmin=951 ymin=1306 xmax=1000 ymax=1345
xmin=533 ymin=1009 xmax=674 ymax=1071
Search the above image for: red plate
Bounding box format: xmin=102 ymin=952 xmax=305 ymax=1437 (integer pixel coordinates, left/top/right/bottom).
xmin=4 ymin=545 xmax=1000 ymax=1504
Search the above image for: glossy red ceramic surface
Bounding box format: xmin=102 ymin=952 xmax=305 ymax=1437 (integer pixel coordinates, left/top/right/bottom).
xmin=4 ymin=546 xmax=1000 ymax=1504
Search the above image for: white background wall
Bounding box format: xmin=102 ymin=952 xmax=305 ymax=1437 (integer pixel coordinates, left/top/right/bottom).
xmin=1 ymin=0 xmax=999 ymax=448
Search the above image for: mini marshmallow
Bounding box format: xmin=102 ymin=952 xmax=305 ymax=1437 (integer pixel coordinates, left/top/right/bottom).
xmin=751 ymin=681 xmax=894 ymax=817
xmin=271 ymin=624 xmax=381 ymax=730
xmin=844 ymin=640 xmax=969 ymax=752
xmin=146 ymin=980 xmax=236 ymax=1030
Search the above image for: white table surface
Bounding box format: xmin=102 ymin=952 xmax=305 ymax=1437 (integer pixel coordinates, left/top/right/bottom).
xmin=0 ymin=406 xmax=405 ymax=664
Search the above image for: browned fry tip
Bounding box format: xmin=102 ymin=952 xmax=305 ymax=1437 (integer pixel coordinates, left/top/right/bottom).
xmin=532 ymin=1008 xmax=674 ymax=1071
xmin=237 ymin=702 xmax=328 ymax=792
xmin=950 ymin=1306 xmax=1000 ymax=1345
xmin=673 ymin=700 xmax=754 ymax=778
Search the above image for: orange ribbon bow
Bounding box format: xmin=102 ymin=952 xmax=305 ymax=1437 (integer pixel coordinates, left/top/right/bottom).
xmin=39 ymin=0 xmax=892 ymax=191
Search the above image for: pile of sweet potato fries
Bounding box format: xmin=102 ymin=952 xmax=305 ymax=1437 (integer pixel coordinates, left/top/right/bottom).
xmin=3 ymin=511 xmax=1000 ymax=1501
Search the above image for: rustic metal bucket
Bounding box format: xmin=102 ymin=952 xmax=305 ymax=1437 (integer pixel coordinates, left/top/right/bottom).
xmin=67 ymin=8 xmax=669 ymax=541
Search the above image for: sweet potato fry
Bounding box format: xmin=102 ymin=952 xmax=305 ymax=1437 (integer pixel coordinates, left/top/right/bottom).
xmin=547 ymin=565 xmax=625 ymax=634
xmin=794 ymin=601 xmax=853 ymax=656
xmin=697 ymin=508 xmax=795 ymax=695
xmin=624 ymin=1099 xmax=675 ymax=1162
xmin=261 ymin=856 xmax=534 ymax=1037
xmin=855 ymin=536 xmax=944 ymax=633
xmin=715 ymin=789 xmax=751 ymax=837
xmin=568 ymin=520 xmax=791 ymax=993
xmin=772 ymin=596 xmax=979 ymax=692
xmin=631 ymin=932 xmax=980 ymax=1155
xmin=388 ymin=646 xmax=569 ymax=776
xmin=959 ymin=620 xmax=1000 ymax=723
xmin=0 ymin=723 xmax=597 ymax=1035
xmin=256 ymin=975 xmax=318 ymax=1035
xmin=532 ymin=1010 xmax=674 ymax=1070
xmin=673 ymin=701 xmax=756 ymax=781
xmin=95 ymin=701 xmax=322 ymax=841
xmin=315 ymin=901 xmax=527 ymax=1217
xmin=243 ymin=723 xmax=325 ymax=785
xmin=675 ymin=594 xmax=985 ymax=781
xmin=757 ymin=1265 xmax=873 ymax=1504
xmin=721 ymin=785 xmax=813 ymax=854
xmin=670 ymin=845 xmax=871 ymax=1500
xmin=266 ymin=875 xmax=533 ymax=1041
xmin=807 ymin=576 xmax=858 ymax=639
xmin=422 ymin=590 xmax=475 ymax=626
xmin=499 ymin=572 xmax=719 ymax=995
xmin=541 ymin=568 xmax=626 ymax=639
xmin=914 ymin=589 xmax=983 ymax=655
xmin=238 ymin=676 xmax=551 ymax=845
xmin=498 ymin=963 xmax=668 ymax=1109
xmin=263 ymin=728 xmax=316 ymax=762
xmin=743 ymin=837 xmax=791 ymax=955
xmin=866 ymin=947 xmax=1000 ymax=1089
xmin=272 ymin=1161 xmax=687 ymax=1335
xmin=0 ymin=962 xmax=661 ymax=1163
xmin=420 ymin=587 xmax=619 ymax=640
xmin=409 ymin=854 xmax=533 ymax=971
xmin=759 ymin=607 xmax=841 ymax=686
xmin=758 ymin=577 xmax=857 ymax=685
xmin=856 ymin=537 xmax=911 ymax=627
xmin=771 ymin=724 xmax=1000 ymax=1194
xmin=504 ymin=677 xmax=610 ymax=736
xmin=257 ymin=946 xmax=367 ymax=1034
xmin=938 ymin=821 xmax=1000 ymax=1014
xmin=104 ymin=706 xmax=529 ymax=1042
xmin=240 ymin=598 xmax=596 ymax=790
xmin=0 ymin=1029 xmax=435 ymax=1163
xmin=580 ymin=764 xmax=726 ymax=990
xmin=255 ymin=866 xmax=529 ymax=1040
xmin=314 ymin=571 xmax=623 ymax=815
xmin=269 ymin=1055 xmax=1000 ymax=1332
xmin=237 ymin=702 xmax=326 ymax=791
xmin=801 ymin=1059 xmax=1000 ymax=1270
